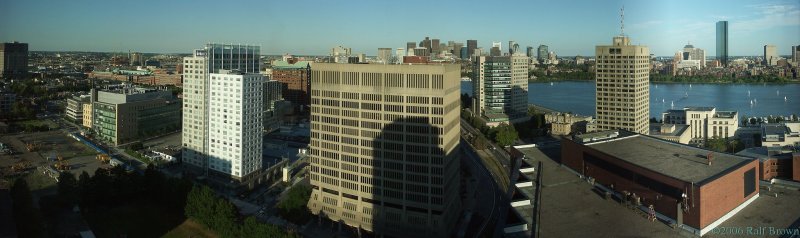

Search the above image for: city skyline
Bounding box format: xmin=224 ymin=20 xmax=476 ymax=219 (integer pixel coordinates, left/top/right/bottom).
xmin=1 ymin=0 xmax=798 ymax=56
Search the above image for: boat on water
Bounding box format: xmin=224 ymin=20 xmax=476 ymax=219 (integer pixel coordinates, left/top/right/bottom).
xmin=671 ymin=101 xmax=674 ymax=108
xmin=750 ymin=100 xmax=753 ymax=105
xmin=684 ymin=92 xmax=688 ymax=98
xmin=786 ymin=96 xmax=788 ymax=102
xmin=777 ymin=90 xmax=780 ymax=96
xmin=550 ymin=82 xmax=554 ymax=86
xmin=748 ymin=90 xmax=750 ymax=97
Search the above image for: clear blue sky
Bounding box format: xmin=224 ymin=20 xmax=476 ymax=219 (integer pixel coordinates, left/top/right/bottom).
xmin=1 ymin=0 xmax=798 ymax=56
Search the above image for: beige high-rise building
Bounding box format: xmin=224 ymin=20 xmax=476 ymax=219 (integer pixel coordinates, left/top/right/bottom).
xmin=595 ymin=35 xmax=650 ymax=134
xmin=764 ymin=45 xmax=778 ymax=66
xmin=307 ymin=63 xmax=462 ymax=237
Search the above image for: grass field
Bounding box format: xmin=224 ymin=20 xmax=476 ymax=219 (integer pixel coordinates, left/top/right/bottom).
xmin=161 ymin=219 xmax=218 ymax=238
xmin=83 ymin=201 xmax=189 ymax=238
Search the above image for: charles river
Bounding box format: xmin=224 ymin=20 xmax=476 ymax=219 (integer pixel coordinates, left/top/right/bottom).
xmin=462 ymin=81 xmax=800 ymax=119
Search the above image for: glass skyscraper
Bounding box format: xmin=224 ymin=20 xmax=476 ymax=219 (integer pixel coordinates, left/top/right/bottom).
xmin=716 ymin=21 xmax=728 ymax=67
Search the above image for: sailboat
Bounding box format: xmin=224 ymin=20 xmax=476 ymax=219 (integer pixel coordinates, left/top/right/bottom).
xmin=750 ymin=100 xmax=754 ymax=106
xmin=689 ymin=84 xmax=692 ymax=89
xmin=662 ymin=98 xmax=665 ymax=103
xmin=785 ymin=96 xmax=788 ymax=102
xmin=550 ymin=82 xmax=554 ymax=86
xmin=671 ymin=101 xmax=674 ymax=108
xmin=777 ymin=90 xmax=780 ymax=96
xmin=748 ymin=90 xmax=751 ymax=97
xmin=684 ymin=92 xmax=688 ymax=98
xmin=754 ymin=98 xmax=758 ymax=104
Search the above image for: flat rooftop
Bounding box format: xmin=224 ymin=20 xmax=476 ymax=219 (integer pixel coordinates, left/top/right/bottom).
xmin=583 ymin=133 xmax=753 ymax=184
xmin=648 ymin=123 xmax=689 ymax=137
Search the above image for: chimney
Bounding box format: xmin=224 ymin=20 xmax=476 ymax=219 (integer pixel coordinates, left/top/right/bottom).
xmin=706 ymin=152 xmax=713 ymax=166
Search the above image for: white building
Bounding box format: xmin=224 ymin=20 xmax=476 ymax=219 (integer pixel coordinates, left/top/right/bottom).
xmin=680 ymin=43 xmax=706 ymax=68
xmin=764 ymin=45 xmax=778 ymax=66
xmin=662 ymin=107 xmax=739 ymax=144
xmin=208 ymin=70 xmax=264 ymax=178
xmin=182 ymin=43 xmax=260 ymax=180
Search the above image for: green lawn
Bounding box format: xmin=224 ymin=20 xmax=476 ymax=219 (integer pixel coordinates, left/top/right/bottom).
xmin=83 ymin=201 xmax=187 ymax=238
xmin=161 ymin=219 xmax=218 ymax=238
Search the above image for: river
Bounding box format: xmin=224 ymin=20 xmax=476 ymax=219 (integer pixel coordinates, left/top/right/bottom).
xmin=461 ymin=81 xmax=800 ymax=119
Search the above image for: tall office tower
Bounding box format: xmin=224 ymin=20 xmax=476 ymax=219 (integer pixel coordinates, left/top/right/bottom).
xmin=764 ymin=45 xmax=778 ymax=66
xmin=460 ymin=47 xmax=468 ymax=60
xmin=793 ymin=45 xmax=800 ymax=63
xmin=396 ymin=48 xmax=405 ymax=64
xmin=421 ymin=37 xmax=432 ymax=53
xmin=414 ymin=47 xmax=431 ymax=57
xmin=407 ymin=42 xmax=417 ymax=53
xmin=377 ymin=48 xmax=393 ymax=64
xmin=473 ymin=55 xmax=529 ymax=126
xmin=207 ymin=70 xmax=263 ymax=179
xmin=0 ymin=42 xmax=28 ymax=79
xmin=332 ymin=46 xmax=352 ymax=63
xmin=431 ymin=39 xmax=440 ymax=54
xmin=182 ymin=44 xmax=260 ymax=180
xmin=526 ymin=46 xmax=535 ymax=58
xmin=716 ymin=21 xmax=729 ymax=67
xmin=508 ymin=41 xmax=519 ymax=55
xmin=307 ymin=63 xmax=462 ymax=237
xmin=492 ymin=42 xmax=502 ymax=51
xmin=466 ymin=40 xmax=478 ymax=59
xmin=130 ymin=52 xmax=143 ymax=66
xmin=451 ymin=43 xmax=463 ymax=58
xmin=537 ymin=45 xmax=549 ymax=62
xmin=595 ymin=35 xmax=650 ymax=135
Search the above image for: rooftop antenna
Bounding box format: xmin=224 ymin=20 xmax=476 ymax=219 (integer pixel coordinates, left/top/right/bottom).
xmin=620 ymin=5 xmax=625 ymax=36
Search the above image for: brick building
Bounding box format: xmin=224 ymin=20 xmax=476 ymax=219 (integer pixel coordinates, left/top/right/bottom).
xmin=271 ymin=59 xmax=311 ymax=108
xmin=561 ymin=130 xmax=760 ymax=236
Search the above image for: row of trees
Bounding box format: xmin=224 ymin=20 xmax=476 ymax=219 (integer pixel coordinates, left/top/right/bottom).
xmin=185 ymin=185 xmax=300 ymax=238
xmin=650 ymin=74 xmax=791 ymax=84
xmin=276 ymin=184 xmax=312 ymax=225
xmin=460 ymin=110 xmax=520 ymax=148
xmin=704 ymin=137 xmax=746 ymax=153
xmin=10 ymin=179 xmax=46 ymax=237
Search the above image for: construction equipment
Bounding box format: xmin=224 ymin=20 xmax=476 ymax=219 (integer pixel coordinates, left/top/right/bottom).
xmin=96 ymin=154 xmax=110 ymax=163
xmin=54 ymin=161 xmax=70 ymax=171
xmin=26 ymin=143 xmax=38 ymax=152
xmin=11 ymin=161 xmax=30 ymax=172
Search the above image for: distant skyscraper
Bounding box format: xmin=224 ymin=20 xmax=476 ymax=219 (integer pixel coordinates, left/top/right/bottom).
xmin=182 ymin=43 xmax=261 ymax=182
xmin=473 ymin=55 xmax=529 ymax=126
xmin=377 ymin=48 xmax=393 ymax=64
xmin=490 ymin=47 xmax=501 ymax=57
xmin=492 ymin=42 xmax=502 ymax=51
xmin=526 ymin=46 xmax=534 ymax=58
xmin=595 ymin=35 xmax=650 ymax=135
xmin=508 ymin=41 xmax=517 ymax=55
xmin=396 ymin=48 xmax=405 ymax=64
xmin=537 ymin=45 xmax=549 ymax=62
xmin=451 ymin=43 xmax=464 ymax=59
xmin=208 ymin=70 xmax=263 ymax=179
xmin=421 ymin=37 xmax=432 ymax=53
xmin=793 ymin=45 xmax=800 ymax=63
xmin=467 ymin=40 xmax=478 ymax=58
xmin=763 ymin=45 xmax=777 ymax=66
xmin=431 ymin=38 xmax=440 ymax=54
xmin=716 ymin=21 xmax=729 ymax=67
xmin=307 ymin=63 xmax=462 ymax=237
xmin=0 ymin=42 xmax=28 ymax=79
xmin=676 ymin=43 xmax=706 ymax=69
xmin=130 ymin=52 xmax=143 ymax=66
xmin=406 ymin=42 xmax=416 ymax=52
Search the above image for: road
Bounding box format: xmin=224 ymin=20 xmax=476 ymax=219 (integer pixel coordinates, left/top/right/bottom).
xmin=460 ymin=139 xmax=504 ymax=238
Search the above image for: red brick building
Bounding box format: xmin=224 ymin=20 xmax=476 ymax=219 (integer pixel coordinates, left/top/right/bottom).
xmin=737 ymin=147 xmax=800 ymax=182
xmin=271 ymin=59 xmax=310 ymax=107
xmin=561 ymin=131 xmax=760 ymax=236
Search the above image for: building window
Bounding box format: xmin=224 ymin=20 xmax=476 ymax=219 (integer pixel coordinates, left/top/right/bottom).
xmin=743 ymin=168 xmax=755 ymax=197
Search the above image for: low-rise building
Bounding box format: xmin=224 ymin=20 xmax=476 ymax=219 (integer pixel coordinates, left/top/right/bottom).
xmin=93 ymin=86 xmax=181 ymax=145
xmin=737 ymin=147 xmax=800 ymax=182
xmin=649 ymin=123 xmax=692 ymax=144
xmin=662 ymin=107 xmax=739 ymax=144
xmin=761 ymin=122 xmax=800 ymax=148
xmin=66 ymin=95 xmax=91 ymax=123
xmin=82 ymin=103 xmax=93 ymax=128
xmin=545 ymin=112 xmax=593 ymax=135
xmin=562 ymin=130 xmax=760 ymax=236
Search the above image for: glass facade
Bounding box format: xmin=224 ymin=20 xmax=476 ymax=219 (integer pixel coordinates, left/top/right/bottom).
xmin=716 ymin=21 xmax=728 ymax=67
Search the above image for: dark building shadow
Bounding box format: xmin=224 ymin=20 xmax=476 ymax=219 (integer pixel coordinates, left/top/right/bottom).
xmin=363 ymin=116 xmax=460 ymax=238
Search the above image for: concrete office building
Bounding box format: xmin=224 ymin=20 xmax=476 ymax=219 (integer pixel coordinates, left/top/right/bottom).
xmin=793 ymin=45 xmax=799 ymax=63
xmin=395 ymin=48 xmax=405 ymax=64
xmin=716 ymin=21 xmax=729 ymax=67
xmin=207 ymin=70 xmax=263 ymax=180
xmin=662 ymin=107 xmax=738 ymax=144
xmin=473 ymin=55 xmax=529 ymax=126
xmin=93 ymin=87 xmax=181 ymax=145
xmin=307 ymin=63 xmax=462 ymax=238
xmin=0 ymin=42 xmax=28 ymax=79
xmin=562 ymin=130 xmax=760 ymax=236
xmin=182 ymin=43 xmax=260 ymax=177
xmin=466 ymin=40 xmax=478 ymax=59
xmin=130 ymin=52 xmax=143 ymax=66
xmin=595 ymin=35 xmax=650 ymax=134
xmin=272 ymin=59 xmax=311 ymax=107
xmin=377 ymin=48 xmax=393 ymax=64
xmin=263 ymin=79 xmax=285 ymax=133
xmin=66 ymin=95 xmax=91 ymax=123
xmin=526 ymin=46 xmax=534 ymax=58
xmin=679 ymin=43 xmax=706 ymax=68
xmin=764 ymin=45 xmax=778 ymax=66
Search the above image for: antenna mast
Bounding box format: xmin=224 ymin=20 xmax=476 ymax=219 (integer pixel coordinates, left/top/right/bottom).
xmin=620 ymin=6 xmax=625 ymax=36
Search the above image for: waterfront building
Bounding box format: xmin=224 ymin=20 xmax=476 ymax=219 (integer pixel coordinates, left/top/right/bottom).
xmin=0 ymin=42 xmax=28 ymax=79
xmin=207 ymin=70 xmax=263 ymax=180
xmin=272 ymin=59 xmax=311 ymax=107
xmin=66 ymin=95 xmax=91 ymax=123
xmin=662 ymin=107 xmax=739 ymax=144
xmin=93 ymin=87 xmax=181 ymax=145
xmin=649 ymin=123 xmax=692 ymax=144
xmin=760 ymin=122 xmax=800 ymax=148
xmin=595 ymin=34 xmax=650 ymax=134
xmin=545 ymin=112 xmax=593 ymax=135
xmin=307 ymin=63 xmax=462 ymax=237
xmin=716 ymin=21 xmax=729 ymax=67
xmin=793 ymin=45 xmax=799 ymax=63
xmin=764 ymin=45 xmax=778 ymax=66
xmin=678 ymin=43 xmax=706 ymax=68
xmin=182 ymin=43 xmax=260 ymax=180
xmin=473 ymin=55 xmax=529 ymax=126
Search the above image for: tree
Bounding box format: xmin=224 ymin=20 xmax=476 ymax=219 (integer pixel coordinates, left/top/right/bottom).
xmin=186 ymin=185 xmax=219 ymax=227
xmin=58 ymin=171 xmax=78 ymax=206
xmin=494 ymin=123 xmax=519 ymax=147
xmin=11 ymin=179 xmax=45 ymax=237
xmin=77 ymin=171 xmax=91 ymax=206
xmin=276 ymin=184 xmax=312 ymax=224
xmin=212 ymin=198 xmax=240 ymax=238
xmin=705 ymin=137 xmax=727 ymax=152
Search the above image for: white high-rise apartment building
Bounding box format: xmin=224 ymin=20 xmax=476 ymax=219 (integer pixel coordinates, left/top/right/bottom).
xmin=207 ymin=70 xmax=263 ymax=178
xmin=182 ymin=43 xmax=260 ymax=180
xmin=595 ymin=35 xmax=650 ymax=135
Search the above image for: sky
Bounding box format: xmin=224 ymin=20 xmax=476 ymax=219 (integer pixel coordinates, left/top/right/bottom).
xmin=1 ymin=0 xmax=798 ymax=56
